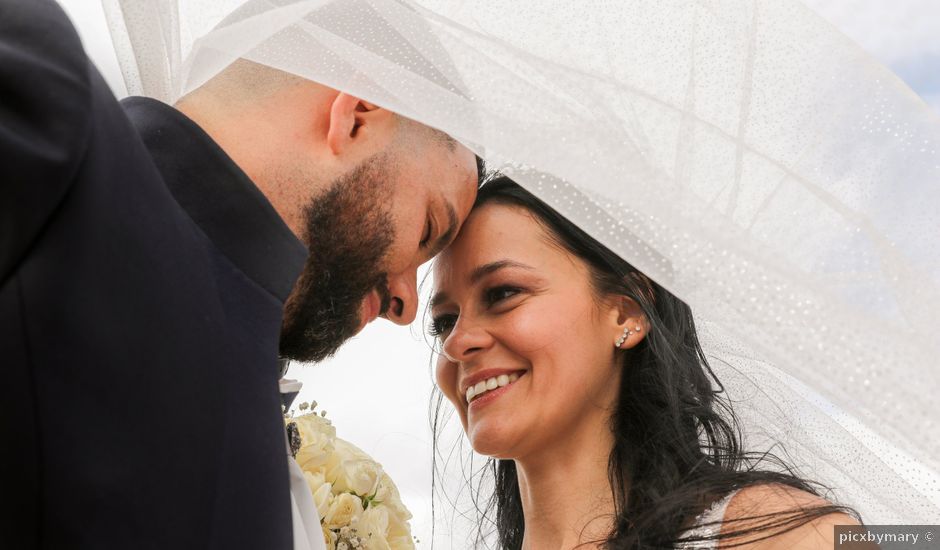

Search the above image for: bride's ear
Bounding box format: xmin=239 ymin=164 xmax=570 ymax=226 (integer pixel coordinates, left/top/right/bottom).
xmin=611 ymin=295 xmax=649 ymax=350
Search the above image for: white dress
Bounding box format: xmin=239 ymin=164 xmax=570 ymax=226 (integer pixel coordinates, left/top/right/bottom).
xmin=675 ymin=490 xmax=740 ymax=550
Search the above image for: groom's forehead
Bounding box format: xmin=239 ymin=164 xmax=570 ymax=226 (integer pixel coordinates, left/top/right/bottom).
xmin=432 ymin=145 xmax=478 ymax=203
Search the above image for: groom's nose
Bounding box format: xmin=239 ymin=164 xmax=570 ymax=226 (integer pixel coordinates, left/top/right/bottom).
xmin=383 ymin=269 xmax=418 ymax=325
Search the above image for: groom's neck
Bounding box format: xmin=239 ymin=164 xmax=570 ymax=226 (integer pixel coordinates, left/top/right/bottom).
xmin=173 ymin=89 xmax=332 ymax=242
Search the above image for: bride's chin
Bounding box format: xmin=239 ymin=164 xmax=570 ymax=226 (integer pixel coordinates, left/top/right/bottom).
xmin=471 ymin=442 xmax=513 ymax=459
xmin=467 ymin=424 xmax=522 ymax=458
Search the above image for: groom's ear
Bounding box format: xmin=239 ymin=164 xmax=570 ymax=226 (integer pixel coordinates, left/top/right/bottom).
xmin=326 ymin=92 xmax=394 ymax=155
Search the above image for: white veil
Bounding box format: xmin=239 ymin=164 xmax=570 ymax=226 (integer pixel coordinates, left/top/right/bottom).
xmin=102 ymin=0 xmax=940 ymax=525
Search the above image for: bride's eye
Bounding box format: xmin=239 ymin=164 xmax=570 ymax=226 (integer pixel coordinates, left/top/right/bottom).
xmin=428 ymin=313 xmax=456 ymax=337
xmin=484 ymin=285 xmax=522 ymax=306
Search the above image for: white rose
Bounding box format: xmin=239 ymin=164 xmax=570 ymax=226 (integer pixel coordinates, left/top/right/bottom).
xmin=356 ymin=505 xmax=389 ymax=541
xmin=336 ymin=459 xmax=382 ymax=497
xmin=323 ymin=440 xmax=348 ymax=483
xmin=292 ymin=414 xmax=336 ymax=470
xmin=364 ymin=531 xmax=391 ymax=550
xmin=386 ymin=533 xmax=415 ymax=550
xmin=373 ymin=475 xmax=411 ymax=521
xmin=323 ymin=440 xmax=383 ymax=497
xmin=385 ymin=512 xmax=413 ymax=550
xmin=304 ymin=469 xmax=327 ymax=494
xmin=323 ymin=492 xmax=364 ymax=530
xmin=312 ymin=481 xmax=334 ymax=519
xmin=376 ymin=503 xmax=414 ymax=550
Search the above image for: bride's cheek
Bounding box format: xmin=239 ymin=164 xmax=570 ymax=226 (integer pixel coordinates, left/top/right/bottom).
xmin=434 ymin=356 xmax=458 ymax=403
xmin=499 ymin=303 xmax=571 ymax=353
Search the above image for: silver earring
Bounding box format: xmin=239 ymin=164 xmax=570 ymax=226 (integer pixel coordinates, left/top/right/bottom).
xmin=614 ymin=327 xmax=632 ymax=348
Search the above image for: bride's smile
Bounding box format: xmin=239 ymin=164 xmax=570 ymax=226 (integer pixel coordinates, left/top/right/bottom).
xmin=461 ymin=369 xmax=525 ymax=405
xmin=430 ymin=200 xmax=628 ymax=460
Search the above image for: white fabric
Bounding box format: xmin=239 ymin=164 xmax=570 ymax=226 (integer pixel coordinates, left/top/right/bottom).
xmin=281 ymin=380 xmax=326 ymax=550
xmin=102 ymin=0 xmax=940 ymax=525
xmin=288 ymin=446 xmax=326 ymax=550
xmin=677 ymin=489 xmax=740 ymax=549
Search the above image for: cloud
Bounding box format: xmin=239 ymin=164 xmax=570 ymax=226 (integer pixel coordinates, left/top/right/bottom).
xmin=890 ymin=52 xmax=940 ymax=115
xmin=802 ymin=0 xmax=940 ymax=64
xmin=800 ymin=0 xmax=940 ymax=114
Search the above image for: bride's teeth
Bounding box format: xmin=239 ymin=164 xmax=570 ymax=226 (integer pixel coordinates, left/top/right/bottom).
xmin=466 ymin=373 xmax=524 ymax=404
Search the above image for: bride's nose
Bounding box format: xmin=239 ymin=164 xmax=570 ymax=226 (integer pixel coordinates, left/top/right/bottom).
xmin=442 ymin=317 xmax=492 ymax=363
xmin=384 ymin=269 xmax=418 ymax=325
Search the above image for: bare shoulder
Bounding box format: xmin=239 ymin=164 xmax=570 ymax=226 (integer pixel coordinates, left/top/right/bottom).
xmin=719 ymin=483 xmax=859 ymax=550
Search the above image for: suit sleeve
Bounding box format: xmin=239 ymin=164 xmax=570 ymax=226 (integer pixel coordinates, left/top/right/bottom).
xmin=0 ymin=0 xmax=92 ymax=283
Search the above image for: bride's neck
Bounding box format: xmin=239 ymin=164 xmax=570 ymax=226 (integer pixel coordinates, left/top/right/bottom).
xmin=515 ymin=417 xmax=620 ymax=550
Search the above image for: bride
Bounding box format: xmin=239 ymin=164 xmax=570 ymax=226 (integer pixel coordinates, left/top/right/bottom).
xmin=429 ymin=176 xmax=860 ymax=549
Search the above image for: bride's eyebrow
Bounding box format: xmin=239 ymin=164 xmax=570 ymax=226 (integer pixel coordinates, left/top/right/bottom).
xmin=429 ymin=291 xmax=450 ymax=310
xmin=469 ymin=260 xmax=535 ymax=284
xmin=430 ymin=260 xmax=535 ymax=309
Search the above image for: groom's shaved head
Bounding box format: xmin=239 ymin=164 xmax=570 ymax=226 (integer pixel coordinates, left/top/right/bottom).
xmin=175 ymin=57 xmax=479 ymax=363
xmin=190 ymin=59 xmax=307 ymax=102
xmin=181 ymin=59 xmax=455 ymax=149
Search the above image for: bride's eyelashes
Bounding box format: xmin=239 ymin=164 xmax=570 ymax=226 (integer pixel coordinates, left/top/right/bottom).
xmin=483 ymin=285 xmax=522 ymax=306
xmin=428 ymin=285 xmax=526 ymax=338
xmin=427 ymin=313 xmax=455 ymax=337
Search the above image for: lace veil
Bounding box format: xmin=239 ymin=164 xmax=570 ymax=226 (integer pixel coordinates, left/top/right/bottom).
xmin=102 ymin=0 xmax=940 ymax=524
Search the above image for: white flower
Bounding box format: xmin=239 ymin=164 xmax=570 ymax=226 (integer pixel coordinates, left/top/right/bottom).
xmin=323 ymin=439 xmax=383 ymax=497
xmin=335 ymin=458 xmax=383 ymax=497
xmin=364 ymin=532 xmax=391 ymax=550
xmin=373 ymin=474 xmax=411 ymax=521
xmin=291 ymin=413 xmax=336 ymax=470
xmin=304 ymin=469 xmax=326 ymax=494
xmin=357 ymin=505 xmax=389 ymax=541
xmin=324 ymin=492 xmax=364 ymax=530
xmin=312 ymin=480 xmax=334 ymax=519
xmin=290 ymin=406 xmax=415 ymax=550
xmin=385 ymin=512 xmax=414 ymax=550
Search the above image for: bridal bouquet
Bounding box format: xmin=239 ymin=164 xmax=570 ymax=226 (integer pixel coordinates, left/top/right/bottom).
xmin=287 ymin=405 xmax=415 ymax=550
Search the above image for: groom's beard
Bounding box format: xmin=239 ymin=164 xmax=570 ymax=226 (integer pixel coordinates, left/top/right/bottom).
xmin=279 ymin=155 xmax=395 ymax=363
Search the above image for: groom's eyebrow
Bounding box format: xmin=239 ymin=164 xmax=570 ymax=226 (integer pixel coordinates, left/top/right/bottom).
xmin=427 ymin=202 xmax=459 ymax=258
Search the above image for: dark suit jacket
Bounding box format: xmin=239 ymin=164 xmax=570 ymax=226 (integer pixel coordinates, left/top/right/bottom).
xmin=0 ymin=1 xmax=308 ymax=548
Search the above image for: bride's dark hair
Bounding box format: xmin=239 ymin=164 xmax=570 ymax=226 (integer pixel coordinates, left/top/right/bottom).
xmin=430 ymin=176 xmax=858 ymax=549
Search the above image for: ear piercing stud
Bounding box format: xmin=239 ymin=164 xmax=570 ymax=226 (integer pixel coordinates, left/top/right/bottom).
xmin=615 ymin=325 xmax=643 ymax=348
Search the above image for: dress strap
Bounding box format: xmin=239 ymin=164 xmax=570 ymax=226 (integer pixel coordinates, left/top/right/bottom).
xmin=676 ymin=489 xmax=741 ymax=549
xmin=699 ymin=488 xmax=739 ymax=527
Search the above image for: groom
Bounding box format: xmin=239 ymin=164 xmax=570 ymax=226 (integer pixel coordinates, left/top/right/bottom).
xmin=0 ymin=0 xmax=479 ymax=548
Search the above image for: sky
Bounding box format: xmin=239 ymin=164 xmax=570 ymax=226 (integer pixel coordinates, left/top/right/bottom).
xmin=53 ymin=1 xmax=940 ymax=547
